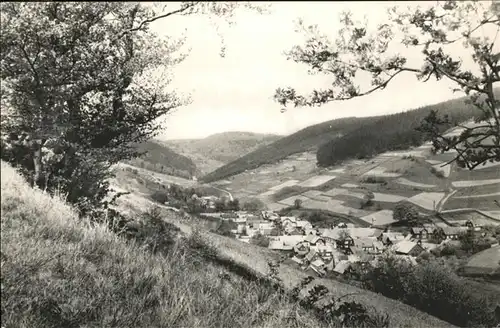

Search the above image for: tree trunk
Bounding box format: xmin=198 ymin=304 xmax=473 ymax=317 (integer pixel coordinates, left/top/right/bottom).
xmin=33 ymin=143 xmax=44 ymax=188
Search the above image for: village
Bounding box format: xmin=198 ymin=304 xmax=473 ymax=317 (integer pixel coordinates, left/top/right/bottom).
xmin=201 ymin=208 xmax=499 ymax=278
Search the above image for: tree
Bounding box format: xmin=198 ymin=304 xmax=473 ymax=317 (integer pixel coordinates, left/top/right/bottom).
xmin=250 ymin=233 xmax=270 ymax=247
xmin=393 ymin=203 xmax=419 ymax=221
xmin=294 ymin=198 xmax=303 ymax=209
xmin=361 ymin=191 xmax=375 ymax=209
xmin=0 ymin=2 xmax=266 ymax=217
xmin=242 ymin=198 xmax=266 ymax=211
xmin=228 ymin=199 xmax=240 ymax=211
xmin=274 ymin=1 xmax=499 ymax=170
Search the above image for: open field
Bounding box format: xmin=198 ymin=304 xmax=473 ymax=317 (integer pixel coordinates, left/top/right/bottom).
xmin=373 ymin=192 xmax=407 ymax=203
xmin=269 ymin=179 xmax=300 ymax=191
xmin=462 ymin=246 xmax=500 ymax=277
xmin=360 ymin=210 xmax=396 ymax=226
xmin=443 ymin=195 xmax=500 ymax=211
xmin=407 ymin=192 xmax=446 ymax=211
xmin=455 ymin=191 xmax=500 ymax=199
xmin=298 ymin=175 xmax=336 ymax=188
xmin=362 ymin=167 xmax=402 ymax=178
xmin=396 ymin=178 xmax=436 ymax=189
xmin=452 ymin=179 xmax=500 ymax=188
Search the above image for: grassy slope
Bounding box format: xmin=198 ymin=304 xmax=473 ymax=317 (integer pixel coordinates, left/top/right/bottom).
xmin=201 ymin=117 xmax=366 ymax=183
xmin=0 ymin=161 xmax=324 ymax=328
xmin=127 ymin=140 xmax=199 ymax=179
xmin=165 ymin=132 xmax=282 ymax=174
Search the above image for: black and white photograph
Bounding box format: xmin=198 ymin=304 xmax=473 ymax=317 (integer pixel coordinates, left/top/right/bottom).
xmin=1 ymin=1 xmax=499 ymax=327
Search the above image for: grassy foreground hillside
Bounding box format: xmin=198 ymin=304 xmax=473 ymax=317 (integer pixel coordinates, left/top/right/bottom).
xmin=0 ymin=161 xmax=324 ymax=328
xmin=201 ymin=117 xmax=366 ymax=182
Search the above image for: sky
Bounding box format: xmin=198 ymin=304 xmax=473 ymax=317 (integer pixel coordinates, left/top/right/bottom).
xmin=148 ymin=1 xmax=496 ymax=140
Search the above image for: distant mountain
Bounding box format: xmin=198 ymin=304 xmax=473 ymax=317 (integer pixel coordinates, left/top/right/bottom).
xmin=201 ymin=90 xmax=500 ymax=183
xmin=164 ymin=131 xmax=282 ymax=174
xmin=200 ymin=117 xmax=367 ymax=183
xmin=127 ymin=140 xmax=199 ymax=180
xmin=317 ymin=88 xmax=500 ymax=167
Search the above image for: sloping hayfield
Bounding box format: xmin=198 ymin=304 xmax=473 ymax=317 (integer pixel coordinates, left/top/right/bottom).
xmin=269 ymin=179 xmax=300 ymax=191
xmin=462 ymin=246 xmax=500 ymax=276
xmin=360 ymin=210 xmax=396 ymax=226
xmin=373 ymin=192 xmax=407 ymax=203
xmin=455 ymin=192 xmax=500 ymax=199
xmin=396 ymin=178 xmax=436 ymax=188
xmin=407 ymin=192 xmax=445 ymax=211
xmin=299 ymin=175 xmax=336 ymax=188
xmin=452 ymin=179 xmax=500 ymax=188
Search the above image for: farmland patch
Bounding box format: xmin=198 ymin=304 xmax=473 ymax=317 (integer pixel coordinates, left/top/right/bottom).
xmin=298 ymin=175 xmax=336 ymax=188
xmin=452 ymin=179 xmax=500 ymax=188
xmin=373 ymin=192 xmax=407 ymax=203
xmin=269 ymin=179 xmax=300 ymax=191
xmin=279 ymin=195 xmax=311 ymax=206
xmin=301 ymin=190 xmax=332 ymax=202
xmin=360 ymin=210 xmax=396 ymax=226
xmin=454 ymin=191 xmax=500 ymax=199
xmin=407 ymin=192 xmax=445 ymax=211
xmin=396 ymin=178 xmax=436 ymax=189
xmin=341 ymin=183 xmax=359 ymax=188
xmin=362 ymin=167 xmax=402 ymax=178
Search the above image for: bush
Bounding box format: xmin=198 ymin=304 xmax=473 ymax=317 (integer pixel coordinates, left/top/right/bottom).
xmin=250 ymin=233 xmax=270 ymax=248
xmin=150 ymin=190 xmax=169 ymax=204
xmin=430 ymin=166 xmax=445 ymax=178
xmin=362 ymin=255 xmax=498 ymax=327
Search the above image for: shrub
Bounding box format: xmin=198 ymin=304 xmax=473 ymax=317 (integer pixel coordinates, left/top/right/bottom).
xmin=362 ymin=255 xmax=497 ymax=327
xmin=150 ymin=190 xmax=169 ymax=204
xmin=250 ymin=233 xmax=270 ymax=248
xmin=430 ymin=166 xmax=445 ymax=178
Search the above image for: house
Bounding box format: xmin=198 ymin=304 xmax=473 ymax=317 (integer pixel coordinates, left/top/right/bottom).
xmin=309 ymin=259 xmax=327 ymax=276
xmin=439 ymin=226 xmax=469 ymax=240
xmin=353 ymin=238 xmax=385 ymax=254
xmin=336 ymin=234 xmax=355 ymax=250
xmin=285 ymin=226 xmax=303 ymax=236
xmin=422 ymin=223 xmax=438 ymax=235
xmin=293 ymin=242 xmax=310 ymax=256
xmin=348 ymin=247 xmax=374 ymax=265
xmin=380 ymin=232 xmax=406 ymax=246
xmin=392 ymin=240 xmax=425 ymax=256
xmin=333 ymin=260 xmax=352 ymax=275
xmin=304 ymin=249 xmax=319 ymax=264
xmin=411 ymin=227 xmax=430 ymax=240
xmin=268 ymin=240 xmax=294 ymax=251
xmin=281 ymin=216 xmax=298 ymax=227
xmin=296 ymin=220 xmax=313 ymax=231
xmin=304 ymin=234 xmax=326 ymax=246
xmin=315 ymin=243 xmax=335 ymax=260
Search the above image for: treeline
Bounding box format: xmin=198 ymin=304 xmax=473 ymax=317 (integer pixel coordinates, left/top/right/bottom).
xmin=316 ymin=95 xmax=488 ymax=167
xmin=128 ymin=140 xmax=198 ymax=179
xmin=150 ymin=183 xmax=241 ymax=214
xmin=201 ymin=117 xmax=367 ymax=183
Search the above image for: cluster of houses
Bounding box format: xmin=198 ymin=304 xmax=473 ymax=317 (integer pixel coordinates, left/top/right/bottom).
xmin=212 ymin=210 xmax=497 ymax=277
